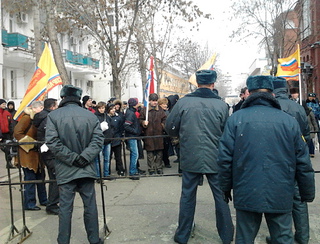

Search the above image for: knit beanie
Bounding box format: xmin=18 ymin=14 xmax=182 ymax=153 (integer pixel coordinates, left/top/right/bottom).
xmin=82 ymin=95 xmax=91 ymax=106
xmin=0 ymin=99 xmax=6 ymax=105
xmin=128 ymin=98 xmax=138 ymax=107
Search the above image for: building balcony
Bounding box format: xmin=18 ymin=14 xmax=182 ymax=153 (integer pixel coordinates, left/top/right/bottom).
xmin=63 ymin=49 xmax=99 ymax=69
xmin=2 ymin=29 xmax=33 ymax=51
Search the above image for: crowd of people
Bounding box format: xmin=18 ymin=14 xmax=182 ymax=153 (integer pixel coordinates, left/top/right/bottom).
xmin=0 ymin=70 xmax=318 ymax=243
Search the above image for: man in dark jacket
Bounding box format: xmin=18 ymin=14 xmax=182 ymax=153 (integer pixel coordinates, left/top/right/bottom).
xmin=110 ymin=104 xmax=125 ymax=176
xmin=33 ymin=98 xmax=59 ymax=215
xmin=218 ymin=75 xmax=315 ymax=244
xmin=232 ymin=87 xmax=249 ymax=113
xmin=165 ymin=70 xmax=234 ymax=244
xmin=46 ymin=85 xmax=104 ymax=244
xmin=124 ymin=98 xmax=141 ymax=179
xmin=140 ymin=93 xmax=167 ymax=175
xmin=272 ymin=77 xmax=311 ymax=244
xmin=94 ymin=101 xmax=114 ymax=178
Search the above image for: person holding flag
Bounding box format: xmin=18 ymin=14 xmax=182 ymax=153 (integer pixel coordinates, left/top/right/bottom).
xmin=14 ymin=43 xmax=62 ymax=121
xmin=140 ymin=93 xmax=167 ymax=175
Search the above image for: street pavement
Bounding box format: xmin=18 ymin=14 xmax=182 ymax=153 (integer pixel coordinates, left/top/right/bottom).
xmin=0 ymin=150 xmax=319 ymax=244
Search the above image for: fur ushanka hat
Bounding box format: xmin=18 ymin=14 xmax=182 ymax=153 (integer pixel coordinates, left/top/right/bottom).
xmin=60 ymin=85 xmax=82 ymax=99
xmin=246 ymin=75 xmax=274 ymax=92
xmin=196 ymin=70 xmax=217 ymax=84
xmin=272 ymin=77 xmax=287 ymax=89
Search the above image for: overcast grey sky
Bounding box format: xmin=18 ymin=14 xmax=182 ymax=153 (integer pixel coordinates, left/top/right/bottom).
xmin=191 ymin=0 xmax=261 ymax=75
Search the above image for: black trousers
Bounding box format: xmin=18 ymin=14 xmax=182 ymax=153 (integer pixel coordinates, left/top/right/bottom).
xmin=42 ymin=157 xmax=59 ymax=210
xmin=110 ymin=144 xmax=124 ymax=172
xmin=58 ymin=178 xmax=99 ymax=244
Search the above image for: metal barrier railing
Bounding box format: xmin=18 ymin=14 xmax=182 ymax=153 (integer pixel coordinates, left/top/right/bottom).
xmin=0 ymin=133 xmax=318 ymax=243
xmin=0 ymin=134 xmax=178 ymax=243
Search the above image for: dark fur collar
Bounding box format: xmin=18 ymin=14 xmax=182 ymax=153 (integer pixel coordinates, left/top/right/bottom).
xmin=59 ymin=97 xmax=82 ymax=108
xmin=241 ymin=92 xmax=281 ymax=110
xmin=185 ymin=88 xmax=221 ymax=99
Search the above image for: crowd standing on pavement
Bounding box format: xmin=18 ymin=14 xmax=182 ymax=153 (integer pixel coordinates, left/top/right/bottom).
xmin=0 ymin=68 xmax=319 ymax=243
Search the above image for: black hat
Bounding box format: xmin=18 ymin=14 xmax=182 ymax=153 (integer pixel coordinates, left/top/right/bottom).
xmin=290 ymin=88 xmax=299 ymax=94
xmin=82 ymin=95 xmax=91 ymax=106
xmin=60 ymin=85 xmax=82 ymax=99
xmin=308 ymin=93 xmax=316 ymax=97
xmin=0 ymin=99 xmax=6 ymax=105
xmin=246 ymin=75 xmax=274 ymax=92
xmin=149 ymin=93 xmax=159 ymax=101
xmin=106 ymin=103 xmax=115 ymax=113
xmin=108 ymin=97 xmax=116 ymax=103
xmin=196 ymin=70 xmax=217 ymax=84
xmin=272 ymin=77 xmax=287 ymax=89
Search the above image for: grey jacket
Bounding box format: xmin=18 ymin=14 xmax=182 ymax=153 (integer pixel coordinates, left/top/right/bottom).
xmin=274 ymin=88 xmax=310 ymax=142
xmin=45 ymin=98 xmax=104 ymax=185
xmin=165 ymin=88 xmax=229 ymax=173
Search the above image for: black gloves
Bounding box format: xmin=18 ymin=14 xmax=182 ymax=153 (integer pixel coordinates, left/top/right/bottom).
xmin=73 ymin=156 xmax=90 ymax=168
xmin=223 ymin=190 xmax=232 ymax=204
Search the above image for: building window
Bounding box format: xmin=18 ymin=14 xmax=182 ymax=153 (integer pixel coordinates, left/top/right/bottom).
xmin=301 ymin=0 xmax=311 ymax=39
xmin=9 ymin=13 xmax=14 ymax=32
xmin=10 ymin=70 xmax=16 ymax=99
xmin=87 ymin=80 xmax=93 ymax=88
xmin=74 ymin=79 xmax=79 ymax=87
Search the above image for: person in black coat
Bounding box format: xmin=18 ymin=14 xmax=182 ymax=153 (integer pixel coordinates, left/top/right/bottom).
xmin=94 ymin=101 xmax=114 ymax=177
xmin=33 ymin=98 xmax=59 ymax=215
xmin=232 ymin=87 xmax=249 ymax=113
xmin=124 ymin=98 xmax=141 ymax=179
xmin=110 ymin=103 xmax=125 ymax=176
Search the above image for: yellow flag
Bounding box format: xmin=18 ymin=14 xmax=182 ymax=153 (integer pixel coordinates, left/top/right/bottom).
xmin=14 ymin=43 xmax=63 ymax=120
xmin=189 ymin=54 xmax=217 ymax=86
xmin=276 ymin=45 xmax=301 ymax=81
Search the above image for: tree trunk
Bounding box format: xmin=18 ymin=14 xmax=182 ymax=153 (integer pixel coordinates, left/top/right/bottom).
xmin=135 ymin=16 xmax=147 ymax=100
xmin=33 ymin=3 xmax=42 ymax=63
xmin=44 ymin=0 xmax=70 ymax=85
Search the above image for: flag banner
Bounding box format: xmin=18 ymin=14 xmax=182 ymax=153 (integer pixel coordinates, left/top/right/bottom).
xmin=276 ymin=47 xmax=300 ymax=81
xmin=14 ymin=43 xmax=63 ymax=120
xmin=189 ymin=53 xmax=217 ymax=86
xmin=144 ymin=56 xmax=155 ymax=107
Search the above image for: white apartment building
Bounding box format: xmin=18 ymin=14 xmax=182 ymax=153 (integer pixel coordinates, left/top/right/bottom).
xmin=0 ymin=6 xmax=122 ymax=106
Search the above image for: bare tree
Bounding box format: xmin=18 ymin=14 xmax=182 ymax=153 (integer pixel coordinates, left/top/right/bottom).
xmin=230 ymin=0 xmax=300 ymax=75
xmin=173 ymin=38 xmax=212 ymax=76
xmin=62 ymin=0 xmax=141 ymax=98
xmin=133 ymin=0 xmax=211 ymax=98
xmin=44 ymin=0 xmax=70 ymax=84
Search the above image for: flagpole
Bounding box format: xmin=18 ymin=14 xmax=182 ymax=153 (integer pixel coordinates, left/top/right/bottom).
xmin=145 ymin=88 xmax=149 ymax=122
xmin=297 ymin=44 xmax=303 ymax=105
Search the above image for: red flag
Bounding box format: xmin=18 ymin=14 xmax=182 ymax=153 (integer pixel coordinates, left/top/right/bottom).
xmin=149 ymin=56 xmax=154 ymax=94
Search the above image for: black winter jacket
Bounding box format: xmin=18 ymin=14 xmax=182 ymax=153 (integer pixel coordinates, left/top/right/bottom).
xmin=124 ymin=107 xmax=141 ymax=137
xmin=33 ymin=109 xmax=54 ymax=160
xmin=94 ymin=111 xmax=113 ymax=145
xmin=110 ymin=113 xmax=124 ymax=147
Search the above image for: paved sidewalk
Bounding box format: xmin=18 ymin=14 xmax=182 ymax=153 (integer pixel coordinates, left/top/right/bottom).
xmin=0 ymin=150 xmax=319 ymax=244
